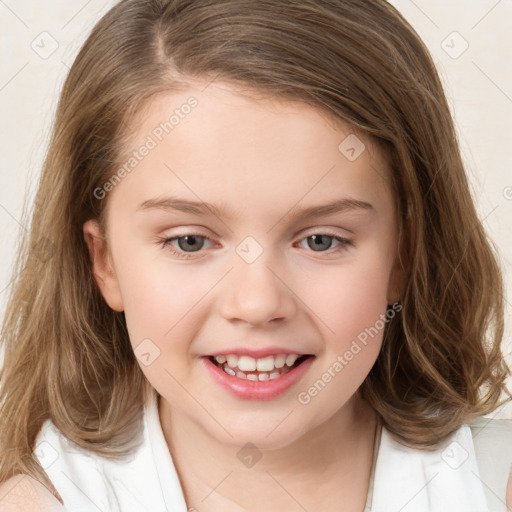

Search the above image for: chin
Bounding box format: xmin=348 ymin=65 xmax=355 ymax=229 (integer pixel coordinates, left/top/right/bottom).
xmin=203 ymin=411 xmax=313 ymax=451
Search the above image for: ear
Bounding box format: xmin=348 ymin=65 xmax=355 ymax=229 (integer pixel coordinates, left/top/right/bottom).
xmin=386 ymin=251 xmax=406 ymax=305
xmin=83 ymin=219 xmax=124 ymax=312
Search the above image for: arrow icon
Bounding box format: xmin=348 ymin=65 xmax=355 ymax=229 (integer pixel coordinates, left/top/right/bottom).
xmin=237 ymin=442 xmax=263 ymax=467
xmin=440 ymin=31 xmax=468 ymax=59
xmin=236 ymin=236 xmax=263 ymax=264
xmin=31 ymin=31 xmax=59 ymax=60
xmin=338 ymin=134 xmax=365 ymax=161
xmin=135 ymin=339 xmax=161 ymax=366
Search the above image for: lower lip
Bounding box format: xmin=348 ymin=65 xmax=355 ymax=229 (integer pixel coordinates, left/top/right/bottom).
xmin=202 ymin=356 xmax=314 ymax=400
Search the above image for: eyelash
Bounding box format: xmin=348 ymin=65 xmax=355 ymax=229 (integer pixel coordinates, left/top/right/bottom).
xmin=156 ymin=231 xmax=353 ymax=260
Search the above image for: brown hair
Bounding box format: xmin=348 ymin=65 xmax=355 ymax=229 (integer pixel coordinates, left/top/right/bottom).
xmin=1 ymin=0 xmax=510 ymax=503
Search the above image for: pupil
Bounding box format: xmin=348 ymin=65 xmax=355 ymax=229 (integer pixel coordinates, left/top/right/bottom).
xmin=179 ymin=235 xmax=203 ymax=252
xmin=309 ymin=234 xmax=331 ymax=251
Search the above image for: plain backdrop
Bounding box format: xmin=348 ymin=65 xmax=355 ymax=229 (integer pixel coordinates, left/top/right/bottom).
xmin=0 ymin=0 xmax=511 ymax=418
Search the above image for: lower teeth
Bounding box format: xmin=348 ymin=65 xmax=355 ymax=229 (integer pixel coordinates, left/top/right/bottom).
xmin=228 ymin=368 xmax=286 ymax=380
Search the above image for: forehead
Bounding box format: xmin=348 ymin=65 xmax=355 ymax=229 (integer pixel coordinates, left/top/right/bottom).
xmin=107 ymin=81 xmax=395 ymax=223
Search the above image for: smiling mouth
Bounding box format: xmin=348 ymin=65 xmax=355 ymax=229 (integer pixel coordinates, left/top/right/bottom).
xmin=208 ymin=354 xmax=312 ymax=381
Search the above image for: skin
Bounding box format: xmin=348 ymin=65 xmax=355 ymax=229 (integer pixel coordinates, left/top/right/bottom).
xmin=84 ymin=80 xmax=404 ymax=511
xmin=508 ymin=470 xmax=512 ymax=510
xmin=0 ymin=475 xmax=66 ymax=512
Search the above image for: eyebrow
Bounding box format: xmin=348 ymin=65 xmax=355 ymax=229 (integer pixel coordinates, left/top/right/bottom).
xmin=137 ymin=195 xmax=374 ymax=220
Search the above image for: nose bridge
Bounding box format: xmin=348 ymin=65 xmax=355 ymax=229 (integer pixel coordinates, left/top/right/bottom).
xmin=219 ymin=235 xmax=296 ymax=325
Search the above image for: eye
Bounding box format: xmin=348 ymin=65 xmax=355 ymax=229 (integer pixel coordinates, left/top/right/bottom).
xmin=296 ymin=233 xmax=352 ymax=254
xmin=157 ymin=231 xmax=352 ymax=260
xmin=157 ymin=234 xmax=213 ymax=259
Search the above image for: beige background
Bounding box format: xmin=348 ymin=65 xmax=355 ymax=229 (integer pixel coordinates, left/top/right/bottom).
xmin=0 ymin=0 xmax=511 ymax=418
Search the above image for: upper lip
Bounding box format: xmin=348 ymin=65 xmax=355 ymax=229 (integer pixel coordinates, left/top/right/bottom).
xmin=204 ymin=347 xmax=311 ymax=359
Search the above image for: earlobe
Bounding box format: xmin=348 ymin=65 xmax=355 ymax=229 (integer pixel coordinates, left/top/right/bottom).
xmin=83 ymin=219 xmax=124 ymax=312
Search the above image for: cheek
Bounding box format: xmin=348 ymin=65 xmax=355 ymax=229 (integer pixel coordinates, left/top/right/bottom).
xmin=115 ymin=260 xmax=211 ymax=393
xmin=115 ymin=249 xmax=225 ymax=364
xmin=296 ymin=255 xmax=390 ymax=413
xmin=119 ymin=264 xmax=203 ymax=342
xmin=298 ymin=252 xmax=391 ymax=345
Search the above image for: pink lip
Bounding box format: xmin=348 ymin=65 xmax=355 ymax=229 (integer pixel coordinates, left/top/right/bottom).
xmin=205 ymin=347 xmax=309 ymax=358
xmin=202 ymin=355 xmax=314 ymax=400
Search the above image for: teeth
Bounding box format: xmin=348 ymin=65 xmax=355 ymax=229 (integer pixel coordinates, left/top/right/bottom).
xmin=215 ymin=352 xmax=309 ymax=381
xmin=238 ymin=355 xmax=257 ymax=372
xmin=214 ymin=353 xmax=303 ymax=372
xmin=226 ymin=355 xmax=238 ymax=368
xmin=274 ymin=355 xmax=286 ymax=368
xmin=256 ymin=356 xmax=274 ymax=372
xmin=286 ymin=354 xmax=299 ymax=367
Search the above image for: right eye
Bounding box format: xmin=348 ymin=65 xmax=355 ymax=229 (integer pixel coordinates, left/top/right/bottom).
xmin=157 ymin=234 xmax=215 ymax=259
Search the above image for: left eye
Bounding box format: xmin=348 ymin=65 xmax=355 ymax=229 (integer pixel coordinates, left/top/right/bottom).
xmin=296 ymin=234 xmax=351 ymax=252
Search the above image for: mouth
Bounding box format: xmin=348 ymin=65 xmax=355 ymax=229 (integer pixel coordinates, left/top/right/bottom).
xmin=203 ymin=352 xmax=315 ymax=400
xmin=207 ymin=353 xmax=313 ymax=381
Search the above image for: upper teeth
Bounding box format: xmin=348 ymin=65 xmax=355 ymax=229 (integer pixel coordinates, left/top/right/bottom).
xmin=214 ymin=354 xmax=301 ymax=372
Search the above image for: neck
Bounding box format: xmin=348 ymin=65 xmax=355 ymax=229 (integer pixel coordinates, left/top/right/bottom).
xmin=159 ymin=393 xmax=379 ymax=512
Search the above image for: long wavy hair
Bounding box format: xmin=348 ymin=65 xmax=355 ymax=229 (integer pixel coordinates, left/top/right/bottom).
xmin=1 ymin=0 xmax=510 ymax=503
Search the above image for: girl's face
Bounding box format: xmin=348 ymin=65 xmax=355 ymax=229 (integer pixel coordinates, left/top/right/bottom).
xmin=84 ymin=81 xmax=403 ymax=449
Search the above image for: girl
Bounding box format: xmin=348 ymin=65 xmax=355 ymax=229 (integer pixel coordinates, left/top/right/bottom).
xmin=1 ymin=0 xmax=511 ymax=511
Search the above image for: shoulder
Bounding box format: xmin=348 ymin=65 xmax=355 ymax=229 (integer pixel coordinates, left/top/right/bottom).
xmin=0 ymin=474 xmax=67 ymax=512
xmin=29 ymin=391 xmax=174 ymax=511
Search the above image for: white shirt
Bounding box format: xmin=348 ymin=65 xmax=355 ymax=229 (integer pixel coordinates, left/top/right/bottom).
xmin=33 ymin=387 xmax=493 ymax=512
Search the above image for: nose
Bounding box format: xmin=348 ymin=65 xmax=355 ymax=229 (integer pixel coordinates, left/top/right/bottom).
xmin=218 ymin=250 xmax=297 ymax=327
